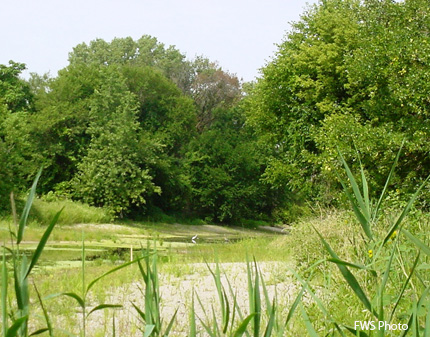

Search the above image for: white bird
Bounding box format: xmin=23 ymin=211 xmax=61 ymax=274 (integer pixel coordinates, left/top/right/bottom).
xmin=191 ymin=235 xmax=198 ymax=244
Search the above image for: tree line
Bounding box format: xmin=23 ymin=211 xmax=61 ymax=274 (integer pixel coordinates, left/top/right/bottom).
xmin=1 ymin=0 xmax=430 ymax=223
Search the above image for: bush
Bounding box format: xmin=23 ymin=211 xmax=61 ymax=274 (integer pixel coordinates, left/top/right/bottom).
xmin=31 ymin=197 xmax=113 ymax=225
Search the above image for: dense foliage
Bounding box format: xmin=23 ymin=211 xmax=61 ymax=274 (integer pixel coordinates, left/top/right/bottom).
xmin=247 ymin=0 xmax=430 ymax=207
xmin=1 ymin=0 xmax=430 ymax=221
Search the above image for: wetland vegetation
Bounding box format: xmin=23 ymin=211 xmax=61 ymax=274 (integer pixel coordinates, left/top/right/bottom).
xmin=2 ymin=0 xmax=430 ymax=335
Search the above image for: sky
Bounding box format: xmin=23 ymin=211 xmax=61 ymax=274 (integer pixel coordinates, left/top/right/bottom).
xmin=1 ymin=0 xmax=316 ymax=82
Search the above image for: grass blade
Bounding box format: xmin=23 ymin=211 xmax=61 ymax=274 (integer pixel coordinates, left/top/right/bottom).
xmin=285 ymin=286 xmax=305 ymax=327
xmin=301 ymin=305 xmax=320 ymax=337
xmin=86 ymin=253 xmax=150 ymax=295
xmin=338 ymin=178 xmax=372 ymax=239
xmin=87 ymin=304 xmax=122 ymax=317
xmin=337 ymin=149 xmax=373 ymax=239
xmin=424 ymin=304 xmax=430 ymax=337
xmin=143 ymin=324 xmax=155 ymax=337
xmin=18 ymin=167 xmax=42 ymax=244
xmin=233 ymin=313 xmax=257 ymax=337
xmin=313 ymin=227 xmax=376 ymax=318
xmin=189 ymin=292 xmax=197 ymax=337
xmin=25 ymin=208 xmax=63 ymax=278
xmin=343 ymin=326 xmax=370 ymax=337
xmin=29 ymin=328 xmax=49 ymax=336
xmin=33 ymin=283 xmax=53 ymax=337
xmin=131 ymin=301 xmax=146 ymax=321
xmin=389 ymin=253 xmax=420 ymax=323
xmin=6 ymin=316 xmax=28 ymax=337
xmin=263 ymin=297 xmax=276 ymax=337
xmin=373 ymin=141 xmax=404 ymax=220
xmin=198 ymin=313 xmax=217 ymax=337
xmin=402 ymin=229 xmax=430 ymax=256
xmin=206 ymin=260 xmax=230 ymax=333
xmin=112 ymin=312 xmax=116 ymax=337
xmin=252 ymin=259 xmax=261 ymax=337
xmin=383 ymin=174 xmax=430 ymax=245
xmin=164 ymin=307 xmax=178 ymax=336
xmin=61 ymin=292 xmax=85 ymax=309
xmin=338 ymin=150 xmax=370 ymax=221
xmin=2 ymin=248 xmax=8 ymax=336
xmin=327 ymin=258 xmax=367 ymax=270
xmin=377 ymin=240 xmax=397 ymax=322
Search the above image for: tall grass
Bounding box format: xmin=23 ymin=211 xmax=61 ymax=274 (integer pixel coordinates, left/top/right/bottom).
xmin=1 ymin=170 xmax=147 ymax=337
xmin=297 ymin=147 xmax=430 ymax=336
xmin=1 ymin=168 xmax=61 ymax=336
xmin=2 ymin=147 xmax=430 ymax=336
xmin=31 ymin=198 xmax=113 ymax=225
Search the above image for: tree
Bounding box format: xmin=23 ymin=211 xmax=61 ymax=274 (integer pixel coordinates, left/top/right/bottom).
xmin=247 ymin=0 xmax=430 ymax=206
xmin=0 ymin=61 xmax=35 ymax=211
xmin=189 ymin=57 xmax=242 ymax=131
xmin=246 ymin=0 xmax=360 ymax=200
xmin=71 ymin=69 xmax=160 ymax=214
xmin=68 ymin=35 xmax=193 ymax=93
xmin=186 ymin=106 xmax=276 ymax=222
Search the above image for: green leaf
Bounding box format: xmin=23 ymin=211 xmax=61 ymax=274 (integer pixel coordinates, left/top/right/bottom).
xmin=189 ymin=292 xmax=197 ymax=337
xmin=29 ymin=328 xmax=49 ymax=336
xmin=402 ymin=230 xmax=430 ymax=256
xmin=424 ymin=304 xmax=430 ymax=337
xmin=6 ymin=316 xmax=28 ymax=337
xmin=327 ymin=258 xmax=367 ymax=270
xmin=164 ymin=307 xmax=178 ymax=336
xmin=61 ymin=292 xmax=85 ymax=309
xmin=25 ymin=208 xmax=63 ymax=278
xmin=301 ymin=305 xmax=320 ymax=337
xmin=198 ymin=315 xmax=217 ymax=337
xmin=383 ymin=174 xmax=430 ymax=246
xmin=206 ymin=260 xmax=230 ymax=333
xmin=233 ymin=313 xmax=256 ymax=337
xmin=143 ymin=324 xmax=155 ymax=337
xmin=373 ymin=141 xmax=404 ymax=220
xmin=285 ymin=286 xmax=305 ymax=327
xmin=314 ymin=227 xmax=376 ymax=318
xmin=33 ymin=282 xmax=53 ymax=337
xmin=1 ymin=248 xmax=8 ymax=336
xmin=131 ymin=301 xmax=146 ymax=321
xmin=338 ymin=150 xmax=370 ymax=223
xmin=338 ymin=176 xmax=372 ymax=240
xmin=343 ymin=326 xmax=370 ymax=337
xmin=86 ymin=253 xmax=150 ymax=295
xmin=18 ymin=167 xmax=42 ymax=244
xmin=263 ymin=297 xmax=276 ymax=337
xmin=87 ymin=304 xmax=122 ymax=317
xmin=377 ymin=241 xmax=397 ymax=322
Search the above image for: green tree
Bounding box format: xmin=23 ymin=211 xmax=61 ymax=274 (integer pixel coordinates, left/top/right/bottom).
xmin=0 ymin=61 xmax=35 ymax=211
xmin=247 ymin=0 xmax=430 ymax=207
xmin=68 ymin=35 xmax=192 ymax=93
xmin=246 ymin=0 xmax=360 ymax=200
xmin=30 ymin=46 xmax=198 ymax=215
xmin=186 ymin=106 xmax=276 ymax=222
xmin=71 ymin=70 xmax=160 ymax=214
xmin=28 ymin=63 xmax=103 ymax=192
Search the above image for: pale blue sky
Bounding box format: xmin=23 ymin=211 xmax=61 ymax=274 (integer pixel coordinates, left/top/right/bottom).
xmin=1 ymin=0 xmax=317 ymax=81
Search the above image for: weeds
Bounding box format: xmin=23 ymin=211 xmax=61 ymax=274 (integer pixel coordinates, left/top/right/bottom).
xmin=299 ymin=147 xmax=430 ymax=336
xmin=1 ymin=168 xmax=62 ymax=336
xmin=2 ymin=147 xmax=430 ymax=336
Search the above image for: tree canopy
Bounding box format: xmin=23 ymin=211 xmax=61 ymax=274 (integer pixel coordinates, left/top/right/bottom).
xmin=2 ymin=0 xmax=430 ymax=221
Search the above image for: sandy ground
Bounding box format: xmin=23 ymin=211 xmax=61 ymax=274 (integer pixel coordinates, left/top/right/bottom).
xmin=84 ymin=261 xmax=299 ymax=336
